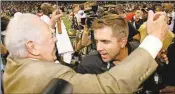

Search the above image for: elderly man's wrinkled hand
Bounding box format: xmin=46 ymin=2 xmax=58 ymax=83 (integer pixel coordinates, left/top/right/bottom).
xmin=50 ymin=9 xmax=63 ymax=29
xmin=147 ymin=10 xmax=169 ymax=41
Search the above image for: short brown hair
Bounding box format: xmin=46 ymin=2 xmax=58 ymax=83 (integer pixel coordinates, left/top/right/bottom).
xmin=92 ymin=14 xmax=129 ymax=39
xmin=40 ymin=3 xmax=53 ymax=16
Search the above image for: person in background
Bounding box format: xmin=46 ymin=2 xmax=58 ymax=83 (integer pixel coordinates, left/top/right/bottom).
xmin=132 ymin=9 xmax=144 ymax=29
xmin=1 ymin=16 xmax=10 ymax=71
xmin=163 ymin=3 xmax=175 ymax=32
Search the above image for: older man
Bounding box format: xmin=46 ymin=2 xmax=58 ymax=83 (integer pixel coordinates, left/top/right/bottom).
xmin=3 ymin=10 xmax=168 ymax=93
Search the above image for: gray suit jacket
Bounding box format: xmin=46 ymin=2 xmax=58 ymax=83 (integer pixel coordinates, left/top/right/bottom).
xmin=3 ymin=48 xmax=157 ymax=93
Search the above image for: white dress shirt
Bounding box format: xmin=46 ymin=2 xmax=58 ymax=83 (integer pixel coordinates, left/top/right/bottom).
xmin=139 ymin=35 xmax=163 ymax=58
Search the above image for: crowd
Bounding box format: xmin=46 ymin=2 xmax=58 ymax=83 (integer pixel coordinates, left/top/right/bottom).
xmin=1 ymin=1 xmax=175 ymax=94
xmin=1 ymin=1 xmax=73 ymax=17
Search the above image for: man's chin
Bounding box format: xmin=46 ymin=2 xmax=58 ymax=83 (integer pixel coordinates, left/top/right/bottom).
xmin=52 ymin=50 xmax=57 ymax=61
xmin=52 ymin=55 xmax=57 ymax=61
xmin=102 ymin=58 xmax=110 ymax=63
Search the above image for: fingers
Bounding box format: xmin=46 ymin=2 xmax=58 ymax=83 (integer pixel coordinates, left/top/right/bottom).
xmin=51 ymin=9 xmax=63 ymax=22
xmin=164 ymin=25 xmax=169 ymax=34
xmin=156 ymin=15 xmax=169 ymax=39
xmin=146 ymin=11 xmax=169 ymax=41
xmin=147 ymin=10 xmax=167 ymax=23
xmin=51 ymin=9 xmax=63 ymax=19
xmin=147 ymin=10 xmax=154 ymax=22
xmin=58 ymin=9 xmax=63 ymax=15
xmin=49 ymin=9 xmax=63 ymax=29
xmin=154 ymin=12 xmax=166 ymax=17
xmin=146 ymin=10 xmax=154 ymax=34
xmin=52 ymin=14 xmax=63 ymax=21
xmin=162 ymin=24 xmax=169 ymax=38
xmin=156 ymin=15 xmax=166 ymax=23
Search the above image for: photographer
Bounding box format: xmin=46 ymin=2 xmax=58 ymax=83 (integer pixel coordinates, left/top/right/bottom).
xmin=74 ymin=5 xmax=99 ymax=54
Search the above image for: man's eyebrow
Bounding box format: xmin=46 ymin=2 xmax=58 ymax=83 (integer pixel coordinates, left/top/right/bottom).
xmin=101 ymin=40 xmax=110 ymax=42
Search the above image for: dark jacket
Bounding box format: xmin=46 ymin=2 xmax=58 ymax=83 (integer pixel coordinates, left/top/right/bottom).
xmin=76 ymin=41 xmax=140 ymax=74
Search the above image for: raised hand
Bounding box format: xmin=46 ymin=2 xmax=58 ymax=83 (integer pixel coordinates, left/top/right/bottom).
xmin=50 ymin=9 xmax=63 ymax=29
xmin=146 ymin=10 xmax=169 ymax=41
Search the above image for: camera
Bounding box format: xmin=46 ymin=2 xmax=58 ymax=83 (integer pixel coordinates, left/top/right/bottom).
xmin=81 ymin=17 xmax=95 ymax=28
xmin=81 ymin=5 xmax=98 ymax=28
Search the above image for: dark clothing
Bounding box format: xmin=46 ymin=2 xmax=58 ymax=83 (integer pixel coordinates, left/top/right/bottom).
xmin=162 ymin=40 xmax=175 ymax=86
xmin=138 ymin=66 xmax=166 ymax=94
xmin=128 ymin=22 xmax=139 ymax=41
xmin=172 ymin=19 xmax=175 ymax=34
xmin=1 ymin=72 xmax=4 ymax=94
xmin=137 ymin=40 xmax=175 ymax=94
xmin=76 ymin=51 xmax=115 ymax=74
xmin=132 ymin=19 xmax=144 ymax=30
xmin=76 ymin=41 xmax=140 ymax=74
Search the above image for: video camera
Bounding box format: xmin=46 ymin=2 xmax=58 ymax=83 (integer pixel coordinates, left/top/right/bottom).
xmin=81 ymin=5 xmax=98 ymax=28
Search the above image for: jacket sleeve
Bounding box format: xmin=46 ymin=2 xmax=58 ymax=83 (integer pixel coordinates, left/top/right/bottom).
xmin=66 ymin=48 xmax=158 ymax=93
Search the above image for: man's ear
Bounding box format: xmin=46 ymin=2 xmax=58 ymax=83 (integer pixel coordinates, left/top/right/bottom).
xmin=25 ymin=41 xmax=40 ymax=56
xmin=119 ymin=37 xmax=128 ymax=48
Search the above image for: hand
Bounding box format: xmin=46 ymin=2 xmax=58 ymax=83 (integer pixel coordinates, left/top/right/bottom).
xmin=156 ymin=49 xmax=169 ymax=64
xmin=160 ymin=86 xmax=175 ymax=94
xmin=50 ymin=9 xmax=63 ymax=29
xmin=147 ymin=10 xmax=169 ymax=41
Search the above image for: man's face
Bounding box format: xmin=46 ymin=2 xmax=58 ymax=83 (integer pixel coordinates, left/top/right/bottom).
xmin=135 ymin=10 xmax=141 ymax=19
xmin=37 ymin=25 xmax=57 ymax=61
xmin=94 ymin=26 xmax=124 ymax=62
xmin=143 ymin=12 xmax=148 ymax=20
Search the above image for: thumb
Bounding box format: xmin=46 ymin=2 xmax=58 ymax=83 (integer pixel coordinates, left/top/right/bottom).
xmin=51 ymin=10 xmax=63 ymax=22
xmin=147 ymin=10 xmax=154 ymax=22
xmin=52 ymin=14 xmax=62 ymax=22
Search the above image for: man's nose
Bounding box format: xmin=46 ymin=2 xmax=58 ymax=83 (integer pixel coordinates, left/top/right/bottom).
xmin=96 ymin=42 xmax=103 ymax=51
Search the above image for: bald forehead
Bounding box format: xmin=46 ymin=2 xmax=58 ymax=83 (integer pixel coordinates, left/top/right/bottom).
xmin=27 ymin=14 xmax=48 ymax=28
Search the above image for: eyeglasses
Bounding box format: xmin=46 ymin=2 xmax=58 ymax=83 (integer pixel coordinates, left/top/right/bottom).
xmin=51 ymin=32 xmax=56 ymax=38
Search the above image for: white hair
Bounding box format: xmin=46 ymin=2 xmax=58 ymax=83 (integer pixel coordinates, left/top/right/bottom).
xmin=14 ymin=12 xmax=22 ymax=18
xmin=5 ymin=13 xmax=45 ymax=58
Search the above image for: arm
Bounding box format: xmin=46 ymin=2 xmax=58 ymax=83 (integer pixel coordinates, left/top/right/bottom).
xmin=49 ymin=9 xmax=63 ymax=29
xmin=52 ymin=10 xmax=168 ymax=93
xmin=75 ymin=25 xmax=91 ymax=52
xmin=66 ymin=11 xmax=169 ymax=93
xmin=68 ymin=43 xmax=159 ymax=93
xmin=81 ymin=25 xmax=92 ymax=46
xmin=74 ymin=40 xmax=83 ymax=52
